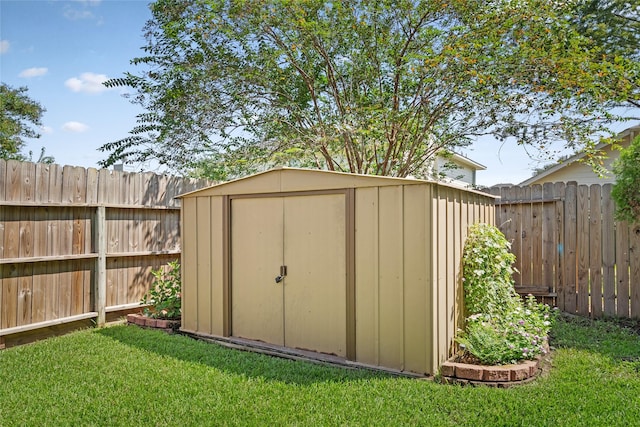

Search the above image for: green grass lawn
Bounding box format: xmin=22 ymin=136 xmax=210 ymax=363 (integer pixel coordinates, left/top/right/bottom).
xmin=1 ymin=316 xmax=639 ymax=426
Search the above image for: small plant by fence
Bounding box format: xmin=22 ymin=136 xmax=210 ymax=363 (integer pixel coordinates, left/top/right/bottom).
xmin=491 ymin=182 xmax=640 ymax=319
xmin=0 ymin=159 xmax=212 ymax=347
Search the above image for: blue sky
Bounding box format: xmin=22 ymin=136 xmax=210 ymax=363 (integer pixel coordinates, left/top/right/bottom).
xmin=1 ymin=0 xmax=151 ymax=169
xmin=1 ymin=0 xmax=635 ymax=186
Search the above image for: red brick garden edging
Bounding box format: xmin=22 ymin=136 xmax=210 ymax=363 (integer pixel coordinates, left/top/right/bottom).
xmin=126 ymin=313 xmax=181 ymax=332
xmin=440 ymin=357 xmax=543 ymax=387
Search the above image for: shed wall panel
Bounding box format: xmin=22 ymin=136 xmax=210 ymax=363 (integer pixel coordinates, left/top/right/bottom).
xmin=182 ymin=197 xmax=198 ymax=333
xmin=196 ymin=197 xmax=212 ymax=335
xmin=434 ymin=187 xmax=449 ymax=367
xmin=210 ymin=196 xmax=225 ymax=336
xmin=354 ymin=187 xmax=379 ymax=366
xmin=377 ymin=186 xmax=404 ymax=370
xmin=402 ymin=184 xmax=430 ymax=374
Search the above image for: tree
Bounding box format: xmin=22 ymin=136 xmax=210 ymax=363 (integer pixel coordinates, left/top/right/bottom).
xmin=612 ymin=134 xmax=640 ymax=223
xmin=0 ymin=83 xmax=46 ymax=161
xmin=102 ymin=0 xmax=639 ymax=179
xmin=572 ymin=0 xmax=640 ymax=108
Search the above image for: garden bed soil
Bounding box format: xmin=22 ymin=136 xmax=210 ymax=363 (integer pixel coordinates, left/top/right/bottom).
xmin=126 ymin=313 xmax=181 ymax=333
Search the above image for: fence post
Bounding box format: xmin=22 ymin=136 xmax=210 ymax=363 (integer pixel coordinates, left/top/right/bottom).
xmin=96 ymin=205 xmax=107 ymax=326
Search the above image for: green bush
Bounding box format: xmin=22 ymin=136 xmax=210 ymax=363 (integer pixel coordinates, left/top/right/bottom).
xmin=141 ymin=260 xmax=181 ymax=319
xmin=612 ymin=134 xmax=640 ymax=223
xmin=457 ymin=223 xmax=555 ymax=365
xmin=460 ymin=222 xmax=518 ymax=316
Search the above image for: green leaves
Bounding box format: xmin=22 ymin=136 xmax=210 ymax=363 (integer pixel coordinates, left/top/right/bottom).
xmin=459 ymin=223 xmax=555 ymax=365
xmin=103 ymin=0 xmax=639 ymax=178
xmin=0 ymin=83 xmax=46 ymax=161
xmin=612 ymin=134 xmax=640 ymax=223
xmin=141 ymin=260 xmax=181 ymax=319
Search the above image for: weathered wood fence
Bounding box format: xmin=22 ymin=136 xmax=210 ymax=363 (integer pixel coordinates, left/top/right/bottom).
xmin=0 ymin=160 xmax=211 ymax=347
xmin=491 ymin=182 xmax=640 ymax=319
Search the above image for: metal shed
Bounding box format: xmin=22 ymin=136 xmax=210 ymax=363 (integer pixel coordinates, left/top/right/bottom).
xmin=178 ymin=167 xmax=496 ymax=375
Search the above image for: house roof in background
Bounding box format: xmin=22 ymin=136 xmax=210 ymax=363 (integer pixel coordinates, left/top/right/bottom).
xmin=518 ymin=124 xmax=640 ymax=186
xmin=448 ymin=152 xmax=487 ymax=171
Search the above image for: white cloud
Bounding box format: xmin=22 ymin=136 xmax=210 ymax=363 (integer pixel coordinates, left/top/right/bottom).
xmin=40 ymin=126 xmax=54 ymax=135
xmin=64 ymin=72 xmax=112 ymax=94
xmin=62 ymin=121 xmax=89 ymax=133
xmin=0 ymin=40 xmax=9 ymax=54
xmin=64 ymin=9 xmax=94 ymax=20
xmin=64 ymin=0 xmax=101 ymax=20
xmin=19 ymin=67 xmax=48 ymax=78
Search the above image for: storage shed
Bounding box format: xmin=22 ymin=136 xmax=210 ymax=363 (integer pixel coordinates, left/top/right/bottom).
xmin=179 ymin=167 xmax=496 ymax=375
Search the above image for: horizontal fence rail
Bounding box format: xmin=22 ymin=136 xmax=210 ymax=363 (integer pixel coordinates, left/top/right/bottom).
xmin=491 ymin=181 xmax=640 ymax=319
xmin=0 ymin=160 xmax=212 ymax=347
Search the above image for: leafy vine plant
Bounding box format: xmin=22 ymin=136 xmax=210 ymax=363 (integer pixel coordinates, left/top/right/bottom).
xmin=457 ymin=223 xmax=555 ymax=365
xmin=141 ymin=260 xmax=181 ymax=320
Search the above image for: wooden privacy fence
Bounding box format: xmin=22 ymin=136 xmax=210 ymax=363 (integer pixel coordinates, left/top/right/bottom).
xmin=491 ymin=182 xmax=640 ymax=319
xmin=0 ymin=160 xmax=211 ymax=347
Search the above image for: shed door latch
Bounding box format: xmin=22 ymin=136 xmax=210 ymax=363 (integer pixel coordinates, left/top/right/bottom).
xmin=275 ymin=265 xmax=287 ymax=283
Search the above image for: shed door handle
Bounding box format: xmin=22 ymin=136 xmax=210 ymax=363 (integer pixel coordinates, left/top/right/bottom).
xmin=274 ymin=265 xmax=287 ymax=283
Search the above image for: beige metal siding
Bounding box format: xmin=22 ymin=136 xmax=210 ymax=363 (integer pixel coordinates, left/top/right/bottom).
xmin=196 ymin=197 xmax=212 ymax=335
xmin=283 ymin=194 xmax=347 ymax=357
xmin=231 ymin=197 xmax=285 ymax=345
xmin=402 ymin=184 xmax=433 ymax=374
xmin=210 ymin=196 xmax=226 ymax=336
xmin=377 ymin=185 xmax=405 ymax=369
xmin=354 ymin=187 xmax=379 ymax=366
xmin=181 ymin=197 xmax=198 ymax=333
xmin=180 ymin=168 xmax=497 ymax=376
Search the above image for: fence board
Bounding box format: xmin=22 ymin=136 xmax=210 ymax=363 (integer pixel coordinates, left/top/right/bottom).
xmin=531 ymin=185 xmax=543 ymax=287
xmin=563 ymin=183 xmax=577 ymax=313
xmin=521 ymin=186 xmax=532 ymax=286
xmin=1 ymin=159 xmax=213 ymax=342
xmin=495 ymin=181 xmax=640 ymax=319
xmin=577 ymin=185 xmax=590 ymax=316
xmin=589 ymin=185 xmax=603 ymax=317
xmin=601 ymin=185 xmax=616 ymax=316
xmin=512 ymin=186 xmax=524 ymax=284
xmin=630 ymin=224 xmax=640 ymax=318
xmin=616 ymin=221 xmax=630 ymax=317
xmin=46 ymin=164 xmax=63 ymax=321
xmin=542 ymin=183 xmax=556 ymax=294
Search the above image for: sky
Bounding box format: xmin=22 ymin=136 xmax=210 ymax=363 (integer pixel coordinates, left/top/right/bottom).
xmin=1 ymin=0 xmax=637 ymax=187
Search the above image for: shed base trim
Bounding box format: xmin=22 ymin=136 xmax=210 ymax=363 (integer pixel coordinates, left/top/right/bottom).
xmin=180 ymin=329 xmax=430 ymax=379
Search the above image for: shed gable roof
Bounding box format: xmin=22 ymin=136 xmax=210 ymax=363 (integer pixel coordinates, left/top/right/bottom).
xmin=178 ymin=166 xmax=496 ymax=198
xmin=179 ymin=167 xmax=424 ymax=198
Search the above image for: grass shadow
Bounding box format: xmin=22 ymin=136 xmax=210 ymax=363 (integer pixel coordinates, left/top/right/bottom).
xmin=96 ymin=324 xmax=392 ymax=385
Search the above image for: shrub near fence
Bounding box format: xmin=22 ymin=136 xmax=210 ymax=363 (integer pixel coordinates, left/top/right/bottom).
xmin=0 ymin=160 xmax=212 ymax=348
xmin=491 ymin=182 xmax=640 ymax=319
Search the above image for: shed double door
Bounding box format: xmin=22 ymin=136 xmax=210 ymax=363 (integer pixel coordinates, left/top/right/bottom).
xmin=231 ymin=194 xmax=347 ymax=357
